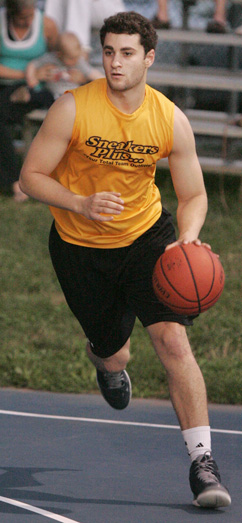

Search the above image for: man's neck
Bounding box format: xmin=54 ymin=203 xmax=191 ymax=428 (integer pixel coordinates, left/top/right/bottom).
xmin=106 ymin=84 xmax=146 ymax=115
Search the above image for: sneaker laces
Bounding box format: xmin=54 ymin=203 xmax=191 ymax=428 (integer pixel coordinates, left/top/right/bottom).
xmin=193 ymin=453 xmax=220 ymax=484
xmin=103 ymin=371 xmax=124 ymax=389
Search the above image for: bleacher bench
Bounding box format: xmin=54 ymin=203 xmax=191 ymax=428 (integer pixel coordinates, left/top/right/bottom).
xmin=22 ymin=106 xmax=242 ymax=176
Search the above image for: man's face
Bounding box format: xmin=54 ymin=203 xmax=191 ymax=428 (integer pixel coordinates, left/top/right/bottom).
xmin=102 ymin=33 xmax=154 ymax=93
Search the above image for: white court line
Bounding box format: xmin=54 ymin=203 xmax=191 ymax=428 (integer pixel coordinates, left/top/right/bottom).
xmin=0 ymin=496 xmax=81 ymax=523
xmin=0 ymin=409 xmax=241 ymax=435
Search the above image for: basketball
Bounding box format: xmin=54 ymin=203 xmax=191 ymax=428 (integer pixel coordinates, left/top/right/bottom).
xmin=152 ymin=243 xmax=225 ymax=315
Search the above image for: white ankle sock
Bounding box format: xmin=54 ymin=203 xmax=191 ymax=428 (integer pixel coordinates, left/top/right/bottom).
xmin=182 ymin=426 xmax=211 ymax=462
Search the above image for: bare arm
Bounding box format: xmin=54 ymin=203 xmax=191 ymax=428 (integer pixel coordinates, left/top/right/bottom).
xmin=26 ymin=61 xmax=58 ymax=88
xmin=0 ymin=63 xmax=25 ymax=81
xmin=43 ymin=16 xmax=59 ymax=50
xmin=25 ymin=62 xmax=39 ymax=88
xmin=86 ymin=66 xmax=104 ymax=81
xmin=68 ymin=65 xmax=103 ymax=85
xmin=19 ymin=93 xmax=124 ymax=221
xmin=167 ymin=105 xmax=208 ymax=249
xmin=0 ymin=60 xmax=56 ymax=85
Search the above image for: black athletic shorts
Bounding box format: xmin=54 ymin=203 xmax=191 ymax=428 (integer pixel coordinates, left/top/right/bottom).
xmin=49 ymin=209 xmax=194 ymax=358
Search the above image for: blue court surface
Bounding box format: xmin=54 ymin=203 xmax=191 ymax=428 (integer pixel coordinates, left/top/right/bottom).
xmin=0 ymin=389 xmax=241 ymax=523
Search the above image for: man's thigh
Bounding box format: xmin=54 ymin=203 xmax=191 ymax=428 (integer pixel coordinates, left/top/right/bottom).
xmin=48 ymin=222 xmax=136 ymax=358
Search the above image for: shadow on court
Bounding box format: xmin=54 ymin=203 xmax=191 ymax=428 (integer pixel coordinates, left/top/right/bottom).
xmin=0 ymin=389 xmax=241 ymax=522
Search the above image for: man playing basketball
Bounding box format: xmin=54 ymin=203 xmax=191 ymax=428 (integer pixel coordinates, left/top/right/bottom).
xmin=19 ymin=11 xmax=231 ymax=509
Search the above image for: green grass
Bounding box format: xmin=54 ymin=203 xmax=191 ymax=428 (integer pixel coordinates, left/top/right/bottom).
xmin=1 ymin=172 xmax=242 ymax=403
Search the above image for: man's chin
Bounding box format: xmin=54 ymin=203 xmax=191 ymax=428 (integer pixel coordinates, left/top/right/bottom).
xmin=107 ymin=79 xmax=127 ymax=92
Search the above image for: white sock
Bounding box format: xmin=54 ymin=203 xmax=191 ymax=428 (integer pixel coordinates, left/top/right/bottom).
xmin=182 ymin=426 xmax=211 ymax=462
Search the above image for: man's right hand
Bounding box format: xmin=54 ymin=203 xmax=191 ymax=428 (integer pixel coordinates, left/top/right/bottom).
xmin=79 ymin=192 xmax=124 ymax=221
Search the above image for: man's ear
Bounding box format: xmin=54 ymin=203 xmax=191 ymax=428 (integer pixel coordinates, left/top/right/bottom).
xmin=144 ymin=49 xmax=155 ymax=68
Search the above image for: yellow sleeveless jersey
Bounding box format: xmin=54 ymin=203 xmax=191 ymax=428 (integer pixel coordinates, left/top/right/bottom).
xmin=49 ymin=78 xmax=174 ymax=248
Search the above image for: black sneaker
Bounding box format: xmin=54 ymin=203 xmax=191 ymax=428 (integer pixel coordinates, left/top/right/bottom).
xmin=96 ymin=369 xmax=131 ymax=410
xmin=189 ymin=453 xmax=231 ymax=508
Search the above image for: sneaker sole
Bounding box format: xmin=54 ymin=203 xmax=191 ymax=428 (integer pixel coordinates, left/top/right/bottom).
xmin=123 ymin=370 xmax=132 ymax=407
xmin=193 ymin=487 xmax=231 ymax=508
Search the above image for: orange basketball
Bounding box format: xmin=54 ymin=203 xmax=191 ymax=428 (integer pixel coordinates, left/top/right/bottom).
xmin=152 ymin=243 xmax=225 ymax=315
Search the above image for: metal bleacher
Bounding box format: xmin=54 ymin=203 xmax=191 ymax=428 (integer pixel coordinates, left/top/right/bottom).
xmin=147 ymin=21 xmax=242 ymax=175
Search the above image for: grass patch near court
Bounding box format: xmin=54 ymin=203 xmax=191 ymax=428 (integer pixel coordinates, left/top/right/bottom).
xmin=0 ymin=173 xmax=241 ymax=403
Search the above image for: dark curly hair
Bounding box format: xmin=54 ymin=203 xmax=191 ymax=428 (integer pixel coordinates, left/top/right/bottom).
xmin=100 ymin=11 xmax=158 ymax=55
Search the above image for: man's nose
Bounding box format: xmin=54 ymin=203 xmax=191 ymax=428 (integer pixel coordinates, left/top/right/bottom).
xmin=111 ymin=54 xmax=122 ymax=68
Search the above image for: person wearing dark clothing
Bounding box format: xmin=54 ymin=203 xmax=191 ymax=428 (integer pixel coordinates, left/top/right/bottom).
xmin=0 ymin=0 xmax=57 ymax=200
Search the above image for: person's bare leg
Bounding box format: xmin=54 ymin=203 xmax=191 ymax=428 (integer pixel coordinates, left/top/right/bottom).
xmin=147 ymin=322 xmax=209 ymax=430
xmin=213 ymin=0 xmax=227 ymax=25
xmin=207 ymin=0 xmax=227 ymax=32
xmin=156 ymin=0 xmax=169 ymax=23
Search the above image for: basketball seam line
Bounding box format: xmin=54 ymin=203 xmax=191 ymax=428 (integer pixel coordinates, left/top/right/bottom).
xmin=159 ymin=248 xmax=201 ymax=307
xmin=155 ymin=245 xmax=223 ymax=313
xmin=180 ymin=245 xmax=202 ymax=313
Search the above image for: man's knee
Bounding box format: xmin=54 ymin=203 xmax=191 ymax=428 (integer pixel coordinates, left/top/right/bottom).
xmin=147 ymin=322 xmax=193 ymax=361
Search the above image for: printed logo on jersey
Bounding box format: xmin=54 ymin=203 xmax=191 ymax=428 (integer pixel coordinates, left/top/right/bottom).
xmin=85 ymin=136 xmax=159 ymax=165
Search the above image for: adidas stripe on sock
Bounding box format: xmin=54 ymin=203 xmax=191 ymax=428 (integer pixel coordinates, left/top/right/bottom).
xmin=182 ymin=426 xmax=211 ymax=462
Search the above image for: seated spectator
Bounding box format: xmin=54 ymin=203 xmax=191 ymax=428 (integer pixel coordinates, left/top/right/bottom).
xmin=22 ymin=32 xmax=103 ymax=101
xmin=44 ymin=0 xmax=126 ymax=59
xmin=0 ymin=0 xmax=58 ymax=201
